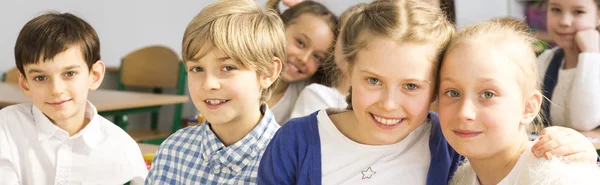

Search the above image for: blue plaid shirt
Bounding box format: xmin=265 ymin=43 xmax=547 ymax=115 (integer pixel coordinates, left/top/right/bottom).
xmin=146 ymin=105 xmax=280 ymax=185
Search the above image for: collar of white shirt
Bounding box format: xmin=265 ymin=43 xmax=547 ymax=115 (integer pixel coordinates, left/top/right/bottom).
xmin=32 ymin=101 xmax=104 ymax=149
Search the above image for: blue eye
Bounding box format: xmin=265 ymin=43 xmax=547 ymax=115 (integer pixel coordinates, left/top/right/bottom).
xmin=33 ymin=76 xmax=47 ymax=81
xmin=65 ymin=71 xmax=76 ymax=77
xmin=222 ymin=66 xmax=236 ymax=72
xmin=367 ymin=77 xmax=381 ymax=85
xmin=445 ymin=90 xmax=460 ymax=97
xmin=189 ymin=67 xmax=203 ymax=73
xmin=480 ymin=91 xmax=495 ymax=99
xmin=403 ymin=83 xmax=418 ymax=90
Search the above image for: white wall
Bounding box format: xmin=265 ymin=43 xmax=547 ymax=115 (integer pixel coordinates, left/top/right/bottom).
xmin=0 ymin=0 xmax=215 ymax=73
xmin=455 ymin=0 xmax=526 ymax=29
xmin=0 ymin=0 xmax=371 ymax=74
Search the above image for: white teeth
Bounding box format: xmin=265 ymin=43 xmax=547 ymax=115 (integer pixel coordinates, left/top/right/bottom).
xmin=373 ymin=115 xmax=401 ymax=125
xmin=290 ymin=65 xmax=301 ymax=73
xmin=205 ymin=100 xmax=226 ymax=105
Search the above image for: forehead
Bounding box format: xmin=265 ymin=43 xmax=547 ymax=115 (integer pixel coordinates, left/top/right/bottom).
xmin=441 ymin=43 xmax=519 ymax=82
xmin=187 ymin=46 xmax=228 ymax=63
xmin=354 ymin=38 xmax=437 ymax=79
xmin=287 ymin=14 xmax=334 ymax=49
xmin=549 ymin=0 xmax=598 ymax=8
xmin=24 ymin=47 xmax=87 ymax=71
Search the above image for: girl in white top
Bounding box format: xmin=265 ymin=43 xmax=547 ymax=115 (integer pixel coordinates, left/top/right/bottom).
xmin=265 ymin=0 xmax=338 ymax=124
xmin=538 ymin=0 xmax=600 ymax=131
xmin=289 ymin=4 xmax=368 ymax=119
xmin=439 ymin=18 xmax=600 ymax=185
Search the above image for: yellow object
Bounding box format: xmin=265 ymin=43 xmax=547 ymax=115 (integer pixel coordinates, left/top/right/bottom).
xmin=143 ymin=153 xmax=155 ymax=164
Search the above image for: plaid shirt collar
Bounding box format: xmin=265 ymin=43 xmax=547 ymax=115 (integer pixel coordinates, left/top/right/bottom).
xmin=199 ymin=103 xmax=277 ymax=173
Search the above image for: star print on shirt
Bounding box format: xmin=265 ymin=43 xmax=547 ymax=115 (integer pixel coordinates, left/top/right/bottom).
xmin=361 ymin=167 xmax=376 ymax=179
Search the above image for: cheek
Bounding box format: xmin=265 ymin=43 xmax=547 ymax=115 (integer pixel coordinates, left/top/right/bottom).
xmin=351 ymin=85 xmax=378 ymax=112
xmin=574 ymin=16 xmax=599 ymax=30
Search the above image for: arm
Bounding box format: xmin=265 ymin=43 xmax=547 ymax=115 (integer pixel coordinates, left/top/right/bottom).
xmin=0 ymin=117 xmax=20 ymax=184
xmin=568 ymin=52 xmax=600 ymax=131
xmin=569 ymin=29 xmax=600 ymax=131
xmin=127 ymin=141 xmax=148 ymax=185
xmin=258 ymin=123 xmax=301 ymax=185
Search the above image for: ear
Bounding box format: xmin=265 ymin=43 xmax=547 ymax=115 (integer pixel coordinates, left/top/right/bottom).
xmin=17 ymin=72 xmax=31 ymax=96
xmin=88 ymin=60 xmax=105 ymax=90
xmin=521 ymin=90 xmax=543 ymax=125
xmin=260 ymin=57 xmax=283 ymax=89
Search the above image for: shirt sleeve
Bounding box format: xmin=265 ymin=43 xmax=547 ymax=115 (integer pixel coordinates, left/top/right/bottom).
xmin=144 ymin=142 xmax=170 ymax=185
xmin=127 ymin=141 xmax=149 ymax=185
xmin=0 ymin=115 xmax=20 ymax=184
xmin=568 ymin=52 xmax=600 ymax=131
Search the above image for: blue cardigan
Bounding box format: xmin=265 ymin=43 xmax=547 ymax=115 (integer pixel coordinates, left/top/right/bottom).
xmin=257 ymin=111 xmax=462 ymax=185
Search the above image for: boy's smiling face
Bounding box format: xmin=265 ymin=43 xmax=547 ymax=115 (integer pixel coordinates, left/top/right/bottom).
xmin=18 ymin=47 xmax=104 ymax=126
xmin=186 ymin=48 xmax=266 ymax=126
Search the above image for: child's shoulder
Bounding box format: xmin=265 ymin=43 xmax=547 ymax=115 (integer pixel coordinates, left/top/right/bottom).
xmin=517 ymin=152 xmax=600 ymax=185
xmin=0 ymin=103 xmax=34 ymax=117
xmin=281 ymin=111 xmax=319 ymax=133
xmin=274 ymin=111 xmax=320 ymax=144
xmin=157 ymin=124 xmax=206 ymax=153
xmin=0 ymin=103 xmax=35 ymax=127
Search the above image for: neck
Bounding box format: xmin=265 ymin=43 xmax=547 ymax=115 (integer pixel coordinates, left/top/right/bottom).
xmin=210 ymin=104 xmax=263 ymax=146
xmin=562 ymin=47 xmax=580 ymax=69
xmin=51 ymin=108 xmax=89 ymax=136
xmin=469 ymin=134 xmax=529 ymax=185
xmin=267 ymin=80 xmax=289 ymax=107
xmin=275 ymin=80 xmax=289 ymax=94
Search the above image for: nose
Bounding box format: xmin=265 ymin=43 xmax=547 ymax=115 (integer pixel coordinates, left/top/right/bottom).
xmin=49 ymin=78 xmax=65 ymax=96
xmin=456 ymin=99 xmax=476 ymax=122
xmin=201 ymin=72 xmax=221 ymax=92
xmin=380 ymin=87 xmax=400 ymax=112
xmin=558 ymin=14 xmax=572 ymax=27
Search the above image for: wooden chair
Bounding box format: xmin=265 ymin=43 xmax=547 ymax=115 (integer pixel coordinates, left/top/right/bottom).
xmin=108 ymin=46 xmax=187 ymax=144
xmin=2 ymin=67 xmax=19 ymax=84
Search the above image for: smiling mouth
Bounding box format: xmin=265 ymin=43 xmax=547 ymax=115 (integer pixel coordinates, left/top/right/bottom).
xmin=46 ymin=99 xmax=72 ymax=107
xmin=288 ymin=63 xmax=303 ymax=74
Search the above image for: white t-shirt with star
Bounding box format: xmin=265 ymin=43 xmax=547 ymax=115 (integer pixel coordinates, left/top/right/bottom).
xmin=317 ymin=109 xmax=431 ymax=185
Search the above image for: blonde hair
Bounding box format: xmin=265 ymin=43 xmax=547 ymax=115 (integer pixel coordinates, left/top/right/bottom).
xmin=342 ymin=0 xmax=456 ymax=109
xmin=443 ymin=17 xmax=544 ymax=131
xmin=325 ymin=3 xmax=368 ymax=88
xmin=182 ymin=0 xmax=286 ymax=102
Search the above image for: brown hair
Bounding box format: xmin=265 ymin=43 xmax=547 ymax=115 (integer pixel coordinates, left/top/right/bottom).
xmin=182 ymin=0 xmax=286 ymax=102
xmin=14 ymin=12 xmax=100 ymax=78
xmin=342 ymin=0 xmax=456 ymax=109
xmin=267 ymin=0 xmax=339 ymax=86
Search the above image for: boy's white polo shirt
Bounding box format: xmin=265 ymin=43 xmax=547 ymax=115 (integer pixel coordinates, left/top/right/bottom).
xmin=0 ymin=101 xmax=148 ymax=185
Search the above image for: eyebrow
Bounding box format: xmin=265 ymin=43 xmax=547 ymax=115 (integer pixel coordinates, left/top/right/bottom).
xmin=217 ymin=56 xmax=232 ymax=62
xmin=27 ymin=65 xmax=81 ymax=74
xmin=440 ymin=77 xmax=455 ymax=83
xmin=360 ymin=69 xmax=431 ymax=83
